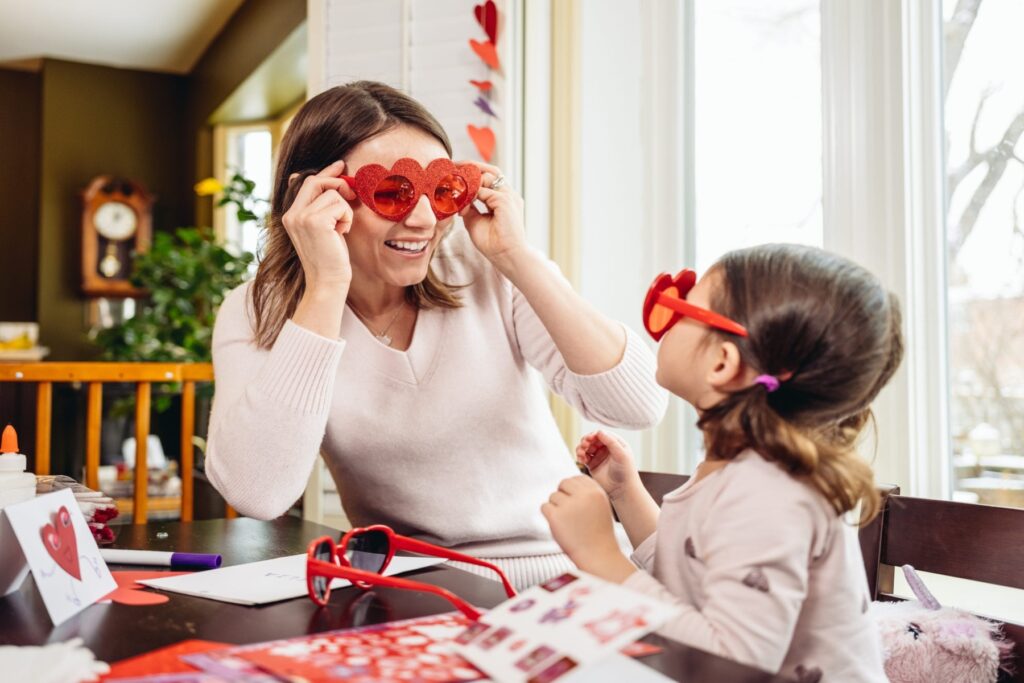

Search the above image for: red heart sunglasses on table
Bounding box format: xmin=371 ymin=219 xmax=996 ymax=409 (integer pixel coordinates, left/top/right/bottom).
xmin=642 ymin=269 xmax=749 ymax=341
xmin=341 ymin=158 xmax=482 ymax=221
xmin=306 ymin=524 xmax=516 ymax=621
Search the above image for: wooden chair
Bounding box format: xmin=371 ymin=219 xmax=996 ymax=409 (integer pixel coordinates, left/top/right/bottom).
xmin=0 ymin=362 xmax=236 ymax=524
xmin=874 ymin=494 xmax=1024 ymax=680
xmin=638 ymin=471 xmax=900 ymax=607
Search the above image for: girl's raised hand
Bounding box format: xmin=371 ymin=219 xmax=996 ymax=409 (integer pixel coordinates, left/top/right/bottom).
xmin=281 ymin=160 xmax=357 ymax=291
xmin=459 ymin=161 xmax=527 ymax=269
xmin=576 ymin=430 xmax=638 ymax=501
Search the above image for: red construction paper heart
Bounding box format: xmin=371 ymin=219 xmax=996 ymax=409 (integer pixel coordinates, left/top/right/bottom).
xmin=102 ymin=570 xmax=188 ymax=606
xmin=40 ymin=506 xmax=80 ymax=581
xmin=474 ymin=0 xmax=498 ymax=44
xmin=469 ymin=79 xmax=493 ymax=91
xmin=469 ymin=39 xmax=501 ymax=70
xmin=467 ymin=125 xmax=496 ymax=162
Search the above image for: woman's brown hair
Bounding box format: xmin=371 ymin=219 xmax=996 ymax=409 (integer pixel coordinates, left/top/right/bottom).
xmin=251 ymin=81 xmax=463 ymax=348
xmin=697 ymin=244 xmax=904 ymax=523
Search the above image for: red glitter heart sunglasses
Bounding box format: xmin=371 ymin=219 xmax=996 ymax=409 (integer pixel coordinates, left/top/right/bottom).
xmin=341 ymin=158 xmax=482 ymax=221
xmin=643 ymin=269 xmax=749 ymax=341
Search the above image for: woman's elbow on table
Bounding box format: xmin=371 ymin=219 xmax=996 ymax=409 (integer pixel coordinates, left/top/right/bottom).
xmin=205 ymin=456 xmax=301 ymax=521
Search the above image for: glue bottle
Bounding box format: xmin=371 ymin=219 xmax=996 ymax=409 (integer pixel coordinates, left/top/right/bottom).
xmin=0 ymin=425 xmax=36 ymax=509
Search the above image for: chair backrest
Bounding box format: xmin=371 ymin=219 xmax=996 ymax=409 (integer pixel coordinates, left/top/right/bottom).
xmin=638 ymin=471 xmax=899 ymax=612
xmin=0 ymin=362 xmax=231 ymax=524
xmin=875 ymin=494 xmax=1024 ymax=677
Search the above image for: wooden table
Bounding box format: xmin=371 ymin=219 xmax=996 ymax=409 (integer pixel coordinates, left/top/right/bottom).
xmin=0 ymin=517 xmax=790 ymax=682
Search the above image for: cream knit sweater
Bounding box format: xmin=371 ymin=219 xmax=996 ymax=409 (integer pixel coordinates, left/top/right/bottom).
xmin=206 ymin=229 xmax=667 ymax=558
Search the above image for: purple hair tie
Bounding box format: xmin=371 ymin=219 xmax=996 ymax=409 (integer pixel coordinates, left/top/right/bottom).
xmin=754 ymin=374 xmax=781 ymax=393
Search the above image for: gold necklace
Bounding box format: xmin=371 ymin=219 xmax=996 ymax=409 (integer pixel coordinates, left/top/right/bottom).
xmin=346 ymin=300 xmax=404 ymax=346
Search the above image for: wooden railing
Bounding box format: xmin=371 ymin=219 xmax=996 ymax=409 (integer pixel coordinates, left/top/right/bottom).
xmin=0 ymin=362 xmax=235 ymax=524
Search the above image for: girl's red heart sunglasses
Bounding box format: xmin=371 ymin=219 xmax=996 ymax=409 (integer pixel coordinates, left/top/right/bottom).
xmin=341 ymin=158 xmax=482 ymax=221
xmin=306 ymin=524 xmax=516 ymax=621
xmin=642 ymin=269 xmax=749 ymax=341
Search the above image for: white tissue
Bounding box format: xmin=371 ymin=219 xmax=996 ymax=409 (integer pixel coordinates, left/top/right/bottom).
xmin=0 ymin=637 xmax=109 ymax=683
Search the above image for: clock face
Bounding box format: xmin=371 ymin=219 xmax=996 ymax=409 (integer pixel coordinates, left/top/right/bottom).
xmin=93 ymin=201 xmax=138 ymax=241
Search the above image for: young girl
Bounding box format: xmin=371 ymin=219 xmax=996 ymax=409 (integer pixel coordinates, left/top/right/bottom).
xmin=541 ymin=244 xmax=903 ymax=681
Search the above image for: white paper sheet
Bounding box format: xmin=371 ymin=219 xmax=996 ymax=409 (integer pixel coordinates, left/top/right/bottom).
xmin=138 ymin=553 xmax=446 ymax=605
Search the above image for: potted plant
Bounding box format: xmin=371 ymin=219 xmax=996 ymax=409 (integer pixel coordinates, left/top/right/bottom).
xmin=90 ymin=173 xmax=262 ymax=476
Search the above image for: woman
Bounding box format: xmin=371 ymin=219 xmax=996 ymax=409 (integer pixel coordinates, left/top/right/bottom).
xmin=206 ymin=81 xmax=667 ymax=588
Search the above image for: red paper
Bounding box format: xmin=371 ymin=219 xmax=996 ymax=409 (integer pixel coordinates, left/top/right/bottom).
xmin=100 ymin=639 xmax=228 ymax=680
xmin=469 ymin=39 xmax=501 ymax=70
xmin=102 ymin=570 xmax=189 ymax=606
xmin=210 ymin=613 xmax=483 ymax=683
xmin=474 ymin=1 xmax=499 ymax=44
xmin=467 ymin=125 xmax=496 ymax=162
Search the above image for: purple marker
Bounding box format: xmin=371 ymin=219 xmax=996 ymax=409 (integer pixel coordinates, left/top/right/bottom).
xmin=99 ymin=548 xmax=222 ymax=570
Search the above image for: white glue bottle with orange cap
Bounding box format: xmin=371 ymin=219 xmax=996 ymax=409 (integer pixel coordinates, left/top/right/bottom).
xmin=0 ymin=425 xmax=36 ymax=509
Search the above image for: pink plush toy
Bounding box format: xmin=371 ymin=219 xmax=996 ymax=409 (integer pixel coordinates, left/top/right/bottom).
xmin=870 ymin=565 xmax=1014 ymax=683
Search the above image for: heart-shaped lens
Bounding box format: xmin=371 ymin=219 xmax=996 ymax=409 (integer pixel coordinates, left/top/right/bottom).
xmin=433 ymin=174 xmax=469 ymax=215
xmin=311 ymin=539 xmax=335 ymax=602
xmin=647 ymin=285 xmax=680 ymax=334
xmin=345 ymin=529 xmax=389 ymax=573
xmin=373 ymin=176 xmax=417 ymax=219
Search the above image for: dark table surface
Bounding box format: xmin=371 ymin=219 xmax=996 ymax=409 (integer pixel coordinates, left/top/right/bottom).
xmin=0 ymin=517 xmax=790 ymax=682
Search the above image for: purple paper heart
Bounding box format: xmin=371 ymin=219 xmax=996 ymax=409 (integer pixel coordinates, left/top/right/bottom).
xmin=474 ymin=96 xmax=498 ymax=118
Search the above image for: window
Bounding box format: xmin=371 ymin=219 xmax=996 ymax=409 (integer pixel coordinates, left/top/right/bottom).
xmin=219 ymin=125 xmax=273 ymax=260
xmin=694 ymin=0 xmax=823 ymax=270
xmin=944 ymin=0 xmax=1024 ymax=509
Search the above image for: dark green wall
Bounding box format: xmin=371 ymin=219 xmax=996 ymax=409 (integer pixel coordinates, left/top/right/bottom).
xmin=0 ymin=69 xmax=42 ymax=321
xmin=0 ymin=0 xmax=305 ymax=359
xmin=187 ymin=0 xmax=305 ymax=226
xmin=37 ymin=60 xmax=189 ymax=359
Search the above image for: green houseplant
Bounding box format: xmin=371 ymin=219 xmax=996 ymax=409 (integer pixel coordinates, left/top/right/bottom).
xmin=92 ymin=173 xmax=261 ymax=412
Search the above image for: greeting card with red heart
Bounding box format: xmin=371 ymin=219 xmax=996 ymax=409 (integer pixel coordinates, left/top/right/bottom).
xmin=2 ymin=488 xmax=116 ymax=625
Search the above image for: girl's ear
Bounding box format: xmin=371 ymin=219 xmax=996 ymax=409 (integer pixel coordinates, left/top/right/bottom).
xmin=706 ymin=340 xmax=751 ymax=391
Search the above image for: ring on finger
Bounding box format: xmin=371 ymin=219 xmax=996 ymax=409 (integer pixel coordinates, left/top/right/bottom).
xmin=489 ymin=174 xmax=507 ymax=190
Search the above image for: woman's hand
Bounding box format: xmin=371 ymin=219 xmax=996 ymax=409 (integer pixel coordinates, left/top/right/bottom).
xmin=541 ymin=476 xmax=636 ymax=583
xmin=577 ymin=431 xmax=640 ymax=502
xmin=460 ymin=162 xmax=528 ymax=271
xmin=281 ymin=160 xmax=356 ymax=291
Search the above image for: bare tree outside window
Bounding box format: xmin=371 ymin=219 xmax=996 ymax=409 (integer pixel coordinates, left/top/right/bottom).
xmin=944 ymin=0 xmax=1024 ymax=507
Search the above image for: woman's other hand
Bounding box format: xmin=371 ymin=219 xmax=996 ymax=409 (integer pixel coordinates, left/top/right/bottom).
xmin=282 ymin=159 xmax=356 ymax=291
xmin=460 ymin=162 xmax=527 ymax=270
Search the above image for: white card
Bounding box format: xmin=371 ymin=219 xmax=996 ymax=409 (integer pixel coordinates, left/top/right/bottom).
xmin=1 ymin=489 xmax=116 ymax=625
xmin=138 ymin=553 xmax=445 ymax=605
xmin=452 ymin=570 xmax=679 ymax=683
xmin=0 ymin=508 xmax=30 ymax=596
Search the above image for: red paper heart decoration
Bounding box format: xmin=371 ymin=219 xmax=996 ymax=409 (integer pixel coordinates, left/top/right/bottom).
xmin=102 ymin=570 xmax=188 ymax=606
xmin=474 ymin=0 xmax=498 ymax=44
xmin=467 ymin=125 xmax=496 ymax=162
xmin=40 ymin=506 xmax=81 ymax=581
xmin=469 ymin=39 xmax=501 ymax=70
xmin=470 ymin=79 xmax=493 ymax=92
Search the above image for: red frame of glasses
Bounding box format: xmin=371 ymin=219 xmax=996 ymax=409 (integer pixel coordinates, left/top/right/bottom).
xmin=341 ymin=158 xmax=482 ymax=221
xmin=306 ymin=524 xmax=517 ymax=619
xmin=642 ymin=270 xmax=749 ymax=341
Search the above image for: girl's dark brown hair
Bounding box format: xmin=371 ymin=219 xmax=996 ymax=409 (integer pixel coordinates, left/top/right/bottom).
xmin=698 ymin=244 xmax=904 ymax=524
xmin=251 ymin=81 xmax=463 ymax=348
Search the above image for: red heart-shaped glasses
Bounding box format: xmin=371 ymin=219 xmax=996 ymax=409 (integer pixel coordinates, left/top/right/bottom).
xmin=341 ymin=158 xmax=482 ymax=221
xmin=643 ymin=269 xmax=749 ymax=341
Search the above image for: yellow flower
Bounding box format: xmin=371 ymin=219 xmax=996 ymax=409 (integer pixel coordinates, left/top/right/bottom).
xmin=194 ymin=177 xmax=224 ymax=197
